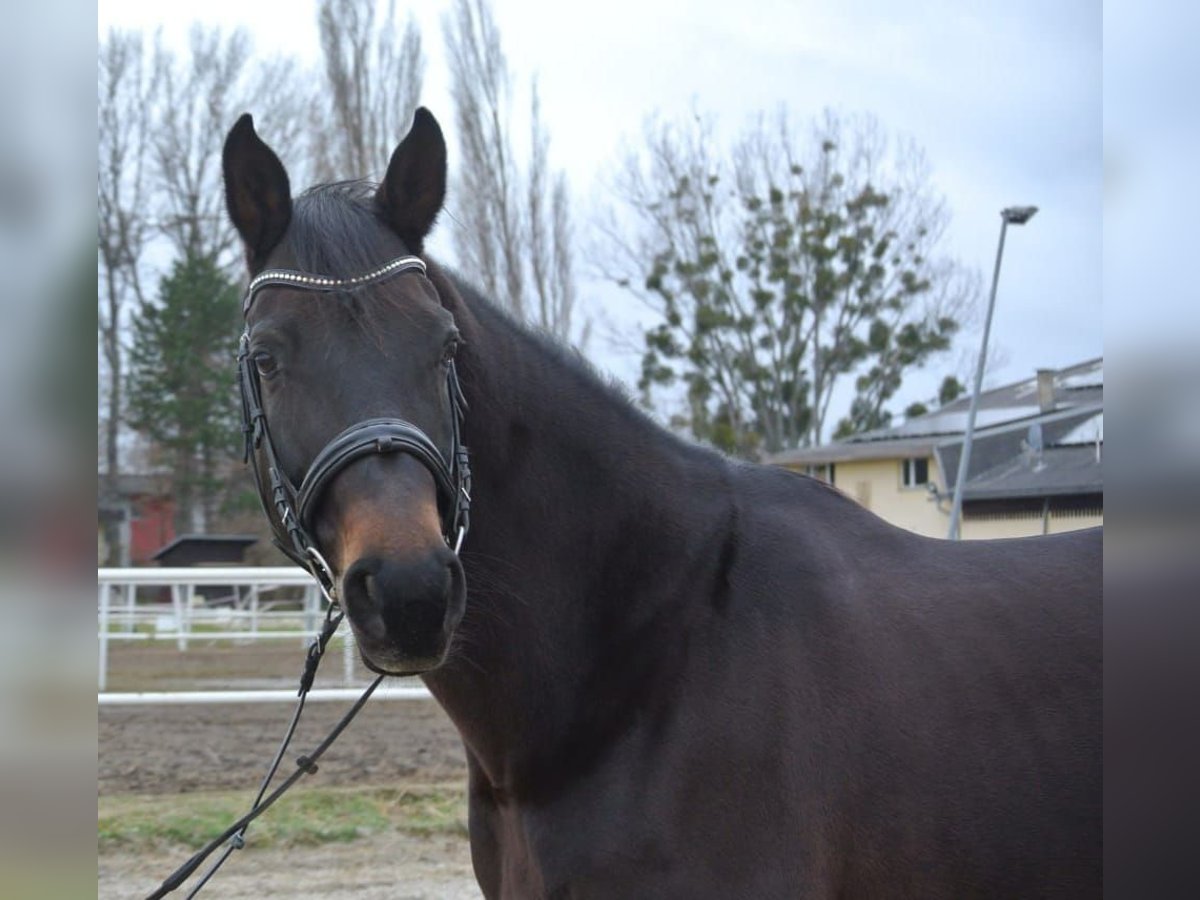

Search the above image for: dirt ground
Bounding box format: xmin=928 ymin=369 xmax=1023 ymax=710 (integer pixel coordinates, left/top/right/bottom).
xmin=100 ymin=698 xmax=467 ymax=795
xmin=100 ymin=642 xmax=481 ymax=897
xmin=102 ymin=638 xmax=380 ymax=694
xmin=99 ymin=833 xmax=479 ymax=900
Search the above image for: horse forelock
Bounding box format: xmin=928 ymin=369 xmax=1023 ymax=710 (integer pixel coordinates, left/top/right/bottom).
xmin=273 ymin=180 xmax=431 ymax=331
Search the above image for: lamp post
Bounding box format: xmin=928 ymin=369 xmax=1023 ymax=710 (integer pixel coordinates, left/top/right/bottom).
xmin=947 ymin=205 xmax=1038 ymax=540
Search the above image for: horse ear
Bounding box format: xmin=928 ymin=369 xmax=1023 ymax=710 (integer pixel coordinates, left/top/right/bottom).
xmin=377 ymin=108 xmax=447 ymax=252
xmin=223 ymin=114 xmax=292 ymax=269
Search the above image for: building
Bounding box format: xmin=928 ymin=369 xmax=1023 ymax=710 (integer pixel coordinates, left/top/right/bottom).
xmin=98 ymin=473 xmax=176 ymax=566
xmin=767 ymin=358 xmax=1103 ymax=539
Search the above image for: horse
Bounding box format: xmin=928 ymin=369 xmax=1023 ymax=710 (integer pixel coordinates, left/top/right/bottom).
xmin=222 ymin=108 xmax=1101 ymax=899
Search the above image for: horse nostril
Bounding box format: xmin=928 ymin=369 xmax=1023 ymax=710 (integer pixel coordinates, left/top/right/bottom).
xmin=343 ymin=553 xmax=456 ymax=618
xmin=444 ymin=557 xmax=466 ymax=633
xmin=342 ymin=557 xmax=383 ymax=615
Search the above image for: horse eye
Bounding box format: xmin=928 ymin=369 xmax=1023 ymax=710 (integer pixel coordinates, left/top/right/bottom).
xmin=441 ymin=340 xmax=459 ymax=365
xmin=253 ymin=351 xmax=278 ymax=378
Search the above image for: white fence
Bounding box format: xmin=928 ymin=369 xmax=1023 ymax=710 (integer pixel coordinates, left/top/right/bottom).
xmin=97 ymin=686 xmax=433 ymax=705
xmin=98 ymin=566 xmax=353 ymax=694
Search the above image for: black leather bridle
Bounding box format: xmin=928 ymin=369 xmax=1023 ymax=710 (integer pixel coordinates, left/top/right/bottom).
xmin=236 ymin=254 xmax=472 ymax=598
xmin=146 ymin=256 xmax=470 ymax=899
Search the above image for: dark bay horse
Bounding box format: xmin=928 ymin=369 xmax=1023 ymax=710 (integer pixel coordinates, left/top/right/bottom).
xmin=222 ymin=108 xmax=1101 ymax=899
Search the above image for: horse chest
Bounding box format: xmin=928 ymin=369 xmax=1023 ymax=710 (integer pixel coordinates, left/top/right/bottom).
xmin=461 ymin=706 xmax=827 ymax=900
xmin=465 ymin=747 xmax=681 ymax=899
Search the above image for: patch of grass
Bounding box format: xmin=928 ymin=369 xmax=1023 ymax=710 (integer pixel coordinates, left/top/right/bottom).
xmin=104 ymin=621 xmax=156 ymax=634
xmin=373 ymin=785 xmax=470 ymax=837
xmin=98 ymin=784 xmax=467 ymax=852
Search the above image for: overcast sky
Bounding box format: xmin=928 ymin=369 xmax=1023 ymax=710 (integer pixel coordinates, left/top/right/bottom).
xmin=98 ymin=0 xmax=1103 ymax=422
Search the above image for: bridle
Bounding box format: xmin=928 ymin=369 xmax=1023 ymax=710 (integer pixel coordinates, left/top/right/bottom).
xmin=236 ymin=254 xmax=472 ymax=599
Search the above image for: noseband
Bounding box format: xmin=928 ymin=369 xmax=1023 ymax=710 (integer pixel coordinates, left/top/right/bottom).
xmin=237 ymin=255 xmax=471 ymax=597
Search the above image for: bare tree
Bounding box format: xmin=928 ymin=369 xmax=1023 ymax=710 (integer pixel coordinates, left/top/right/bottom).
xmin=151 ymin=26 xmax=252 ymax=267
xmin=249 ymin=54 xmax=320 ymax=189
xmin=98 ymin=30 xmax=158 ymax=562
xmin=442 ymin=0 xmax=584 ymax=344
xmin=600 ymin=108 xmax=976 ymax=456
xmin=526 ymin=83 xmax=581 ymax=340
xmin=102 ymin=26 xmax=316 ymax=546
xmin=316 ymin=0 xmax=424 ymax=182
xmin=443 ymin=0 xmax=522 ymax=312
xmin=738 ymin=110 xmax=977 ymax=443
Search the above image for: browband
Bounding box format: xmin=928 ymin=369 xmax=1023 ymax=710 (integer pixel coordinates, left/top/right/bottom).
xmin=244 ymin=254 xmax=428 ymax=314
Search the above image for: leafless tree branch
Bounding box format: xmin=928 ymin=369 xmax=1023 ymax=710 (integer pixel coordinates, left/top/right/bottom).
xmin=316 ymin=0 xmax=424 ymax=182
xmin=443 ymin=0 xmax=585 ymax=345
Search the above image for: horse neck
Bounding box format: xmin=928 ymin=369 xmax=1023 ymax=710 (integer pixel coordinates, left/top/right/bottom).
xmin=423 ymin=267 xmax=732 ymax=790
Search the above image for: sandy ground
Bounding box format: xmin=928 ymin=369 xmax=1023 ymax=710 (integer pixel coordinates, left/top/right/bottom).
xmin=100 ymin=642 xmax=481 ymax=897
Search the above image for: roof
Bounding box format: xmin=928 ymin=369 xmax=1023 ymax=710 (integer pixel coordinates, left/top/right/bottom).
xmin=1056 ymin=412 xmax=1103 ymax=446
xmin=960 ymin=444 xmax=1102 ymax=500
xmin=152 ymin=533 xmax=259 ymax=561
xmin=768 ymin=357 xmax=1103 ymax=467
xmin=934 ymin=403 xmax=1103 ymax=501
xmin=771 ymin=436 xmax=942 ymax=466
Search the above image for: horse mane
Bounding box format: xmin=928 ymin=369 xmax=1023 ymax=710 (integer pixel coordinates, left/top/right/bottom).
xmin=437 ymin=265 xmax=742 ymax=476
xmin=441 ymin=271 xmax=649 ymax=420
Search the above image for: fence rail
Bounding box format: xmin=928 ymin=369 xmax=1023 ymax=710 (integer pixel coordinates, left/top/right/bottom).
xmin=97 ymin=566 xmax=352 ymax=692
xmin=98 ymin=686 xmax=431 ymax=705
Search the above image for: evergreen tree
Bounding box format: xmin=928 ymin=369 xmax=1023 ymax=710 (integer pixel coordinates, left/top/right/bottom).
xmin=126 ymin=253 xmax=242 ymax=533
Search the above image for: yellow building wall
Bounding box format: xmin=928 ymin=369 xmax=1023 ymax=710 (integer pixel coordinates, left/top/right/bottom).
xmin=830 ymin=458 xmax=949 ymax=538
xmin=787 ymin=457 xmax=1102 ymax=540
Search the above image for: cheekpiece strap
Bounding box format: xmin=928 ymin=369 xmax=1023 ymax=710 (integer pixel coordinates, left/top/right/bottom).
xmin=244 ymin=254 xmax=428 ymax=314
xmin=236 ymin=249 xmax=470 ymax=589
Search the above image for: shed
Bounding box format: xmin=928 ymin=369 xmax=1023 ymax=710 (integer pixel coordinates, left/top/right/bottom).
xmin=152 ymin=534 xmax=259 ymax=604
xmin=152 ymin=534 xmax=259 ymax=566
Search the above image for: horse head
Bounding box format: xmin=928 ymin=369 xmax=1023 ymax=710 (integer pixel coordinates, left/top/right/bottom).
xmin=222 ymin=108 xmax=468 ymax=676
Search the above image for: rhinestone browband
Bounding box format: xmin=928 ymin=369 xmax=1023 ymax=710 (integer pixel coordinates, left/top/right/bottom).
xmin=243 ymin=254 xmax=428 ymax=314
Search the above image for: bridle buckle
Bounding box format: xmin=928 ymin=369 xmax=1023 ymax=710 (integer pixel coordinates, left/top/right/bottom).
xmin=306 ymin=546 xmax=338 ymax=604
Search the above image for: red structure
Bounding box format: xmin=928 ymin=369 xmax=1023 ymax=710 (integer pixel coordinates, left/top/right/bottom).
xmin=98 ymin=474 xmax=176 ymax=566
xmin=130 ymin=493 xmax=176 ymax=564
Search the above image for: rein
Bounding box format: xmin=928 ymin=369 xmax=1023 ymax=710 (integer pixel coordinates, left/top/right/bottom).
xmin=145 ymin=607 xmax=383 ymax=900
xmin=145 ymin=253 xmax=471 ymax=898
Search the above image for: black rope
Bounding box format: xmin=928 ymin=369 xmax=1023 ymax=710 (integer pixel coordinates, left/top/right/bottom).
xmin=145 ymin=605 xmax=384 ymax=900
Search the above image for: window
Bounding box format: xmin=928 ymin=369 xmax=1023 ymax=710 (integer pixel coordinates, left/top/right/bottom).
xmin=902 ymin=457 xmax=929 ymax=488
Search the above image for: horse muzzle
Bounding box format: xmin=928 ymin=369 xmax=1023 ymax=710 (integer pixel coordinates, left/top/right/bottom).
xmin=340 ymin=547 xmax=466 ymax=674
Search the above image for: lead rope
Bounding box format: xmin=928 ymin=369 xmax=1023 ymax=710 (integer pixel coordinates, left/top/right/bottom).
xmin=145 ymin=603 xmax=385 ymax=900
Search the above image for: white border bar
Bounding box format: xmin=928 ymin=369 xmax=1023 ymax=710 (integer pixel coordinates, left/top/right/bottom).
xmin=98 ymin=686 xmax=432 ymax=705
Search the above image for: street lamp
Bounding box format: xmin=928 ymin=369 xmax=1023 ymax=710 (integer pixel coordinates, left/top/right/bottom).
xmin=946 ymin=205 xmax=1038 ymax=540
